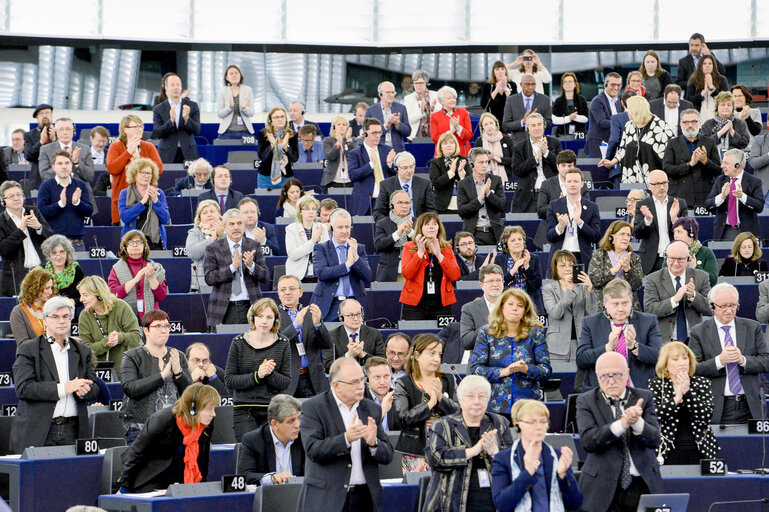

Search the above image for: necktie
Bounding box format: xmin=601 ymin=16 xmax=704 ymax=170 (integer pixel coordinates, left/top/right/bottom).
xmin=337 ymin=245 xmax=353 ymax=297
xmin=63 ymin=145 xmax=71 ymax=154
xmin=675 ymin=277 xmax=688 ymax=342
xmin=350 ymin=332 xmax=358 ymax=346
xmin=305 ymin=149 xmax=313 ymax=163
xmin=287 ymin=308 xmax=308 ymax=369
xmin=613 ymin=324 xmax=630 ymax=385
xmin=402 ymin=183 xmax=410 ymax=194
xmin=727 ymin=177 xmax=739 ymax=227
xmin=219 ymin=195 xmax=226 ymax=214
xmin=612 ymin=398 xmax=633 ymax=490
xmin=231 ymin=243 xmax=242 ymax=296
xmin=722 ymin=326 xmax=743 ymax=395
xmin=525 ymin=96 xmax=533 ymax=112
xmin=371 ymin=148 xmax=384 ymax=185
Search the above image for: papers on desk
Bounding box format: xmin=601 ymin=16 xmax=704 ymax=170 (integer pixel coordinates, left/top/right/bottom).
xmin=0 ymin=455 xmax=21 ymax=460
xmin=122 ymin=490 xmax=166 ymax=497
xmin=381 ymin=478 xmax=403 ymax=485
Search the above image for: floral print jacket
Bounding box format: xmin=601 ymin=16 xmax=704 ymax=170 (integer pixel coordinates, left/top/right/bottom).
xmin=471 ymin=326 xmax=552 ymax=413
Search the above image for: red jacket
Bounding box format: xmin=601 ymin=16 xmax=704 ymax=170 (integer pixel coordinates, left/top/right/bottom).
xmin=399 ymin=241 xmax=461 ymax=307
xmin=430 ymin=108 xmax=473 ymax=156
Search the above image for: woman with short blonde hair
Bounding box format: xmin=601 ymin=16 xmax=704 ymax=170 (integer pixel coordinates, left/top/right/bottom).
xmin=286 ymin=195 xmax=328 ymax=282
xmin=322 ymin=114 xmax=358 ymax=191
xmin=702 ymin=91 xmax=750 ymax=153
xmin=186 ymin=199 xmax=223 ymax=293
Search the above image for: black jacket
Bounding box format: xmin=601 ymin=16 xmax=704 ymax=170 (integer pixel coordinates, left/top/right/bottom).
xmin=633 ymin=195 xmax=688 ymax=275
xmin=373 ymin=216 xmax=410 ymax=282
xmin=473 ymin=134 xmax=515 ymax=181
xmin=510 ymin=136 xmax=561 ymax=213
xmin=198 ymin=188 xmax=244 ymax=213
xmin=393 ymin=374 xmax=458 ymax=456
xmin=481 ymin=81 xmax=518 ymax=125
xmin=0 ymin=207 xmax=53 ymax=296
xmin=663 ymin=133 xmax=722 ymax=209
xmin=552 ymin=93 xmax=589 ymax=135
xmin=372 ymin=175 xmax=436 ymax=223
xmin=456 ymin=174 xmax=507 ymax=241
xmin=239 ymin=424 xmax=305 ymax=484
xmin=279 ymin=306 xmax=332 ymax=396
xmin=428 ymin=156 xmax=471 ymax=212
xmin=676 ymin=53 xmax=727 ymax=89
xmin=257 ymin=130 xmax=299 ymax=179
xmin=119 ymin=406 xmax=213 ymax=492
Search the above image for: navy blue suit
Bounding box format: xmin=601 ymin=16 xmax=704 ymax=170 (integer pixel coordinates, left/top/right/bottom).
xmin=151 ymin=98 xmax=201 ymax=162
xmin=364 ymin=103 xmax=410 ymax=152
xmin=586 ymin=92 xmax=623 ymax=158
xmin=347 ymin=143 xmax=395 ymax=216
xmin=545 ymin=196 xmax=601 ymax=265
xmin=705 ymin=172 xmax=764 ymax=240
xmin=310 ymin=240 xmax=372 ymax=321
xmin=606 ymin=111 xmax=629 ymax=161
xmin=198 ymin=188 xmax=244 ymax=213
xmin=576 ymin=310 xmax=662 ymax=391
xmin=256 ymin=220 xmax=281 ymax=256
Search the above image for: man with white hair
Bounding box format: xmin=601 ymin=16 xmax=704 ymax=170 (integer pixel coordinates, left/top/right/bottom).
xmin=689 ymin=282 xmax=769 ymax=424
xmin=501 ymin=73 xmax=553 ymax=143
xmin=705 ymin=148 xmax=764 ymax=240
xmin=510 ymin=112 xmax=562 ymax=213
xmin=311 ymin=209 xmax=372 ymax=322
xmin=172 ymin=157 xmax=213 ymax=195
xmin=365 ymin=81 xmax=410 ymax=152
xmin=372 ymin=151 xmax=436 ymax=222
xmin=288 ymin=101 xmax=321 ymax=136
xmin=10 ymin=295 xmax=99 ymax=452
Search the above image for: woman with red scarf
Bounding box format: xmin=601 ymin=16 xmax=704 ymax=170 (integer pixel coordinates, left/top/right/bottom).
xmin=118 ymin=383 xmax=221 ymax=493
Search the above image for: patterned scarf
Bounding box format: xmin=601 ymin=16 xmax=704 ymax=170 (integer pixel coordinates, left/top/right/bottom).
xmin=389 ymin=211 xmax=411 ymax=248
xmin=689 ymin=240 xmax=703 ymax=259
xmin=507 ymin=255 xmax=527 ymax=290
xmin=175 ymin=415 xmax=206 ymax=484
xmin=482 ymin=131 xmax=506 ymax=183
xmin=417 ymin=94 xmax=432 ymax=137
xmin=270 ymin=128 xmax=289 ymax=184
xmin=708 ymin=115 xmax=734 ymax=151
xmin=126 ymin=185 xmax=160 ymax=244
xmin=44 ymin=261 xmax=78 ymax=292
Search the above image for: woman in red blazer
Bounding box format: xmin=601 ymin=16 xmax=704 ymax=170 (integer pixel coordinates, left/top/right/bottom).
xmin=400 ymin=212 xmax=461 ymax=320
xmin=430 ymin=86 xmax=473 ymax=157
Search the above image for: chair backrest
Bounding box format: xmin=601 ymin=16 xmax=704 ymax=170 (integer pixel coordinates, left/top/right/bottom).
xmin=378 ymin=450 xmax=404 ymax=479
xmin=227 ymin=151 xmax=260 ymax=164
xmin=232 ymin=442 xmax=242 ymax=474
xmin=0 ymin=417 xmax=13 ymax=456
xmin=596 ymin=195 xmax=629 ymax=214
xmin=272 ymin=265 xmax=286 ymax=291
xmin=253 ymin=482 xmax=303 ymax=512
xmin=100 ymin=445 xmax=130 ymax=494
xmin=216 ymin=324 xmax=250 ymax=334
xmin=211 ymin=406 xmax=235 ymax=444
xmin=563 ymin=393 xmax=579 ymax=434
xmin=90 ymin=411 xmax=124 ymax=439
xmin=619 ymin=182 xmax=646 ymax=190
xmin=544 ymin=434 xmax=579 ymax=469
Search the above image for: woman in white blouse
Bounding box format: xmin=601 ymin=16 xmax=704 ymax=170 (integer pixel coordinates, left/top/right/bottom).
xmin=403 ymin=69 xmax=441 ymax=139
xmin=216 ymin=65 xmax=255 ymax=139
xmin=508 ymin=50 xmax=552 ymax=95
xmin=285 ymin=194 xmax=329 ymax=282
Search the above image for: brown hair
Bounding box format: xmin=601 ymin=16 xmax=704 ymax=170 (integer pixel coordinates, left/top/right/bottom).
xmin=118 ymin=115 xmax=144 ymax=145
xmin=90 ymin=125 xmax=110 ymax=139
xmin=488 ymin=60 xmax=509 ymax=85
xmin=499 ymin=225 xmax=527 ymax=255
xmin=405 ymin=333 xmax=444 ymax=381
xmin=141 ymin=309 xmax=169 ymax=329
xmin=118 ymin=230 xmax=151 ymax=260
xmin=173 ymin=383 xmax=221 ymax=429
xmin=550 ymin=250 xmax=577 ymax=281
xmin=263 ymin=107 xmax=295 ymax=138
xmin=639 ymin=50 xmax=666 ymax=79
xmin=363 ymin=356 xmax=390 ymax=374
xmin=731 ymin=84 xmax=753 ymax=105
xmin=277 ymin=178 xmax=305 ymax=210
xmin=224 ymin=65 xmax=244 ymax=85
xmin=560 ymin=72 xmax=580 ymax=94
xmin=246 ymin=298 xmax=281 ymax=333
xmin=731 ymin=231 xmax=762 ymax=264
xmin=518 ymin=50 xmax=539 ymax=73
xmin=599 ymin=220 xmax=634 ymax=252
xmin=687 ymin=55 xmax=723 ymax=90
xmin=409 ymin=212 xmax=450 ymax=252
xmin=19 ymin=267 xmax=54 ymax=305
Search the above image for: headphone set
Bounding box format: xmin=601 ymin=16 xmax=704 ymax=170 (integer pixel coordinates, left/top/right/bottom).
xmin=338 ymin=304 xmax=365 ymax=322
xmin=189 ymin=384 xmax=201 ymax=416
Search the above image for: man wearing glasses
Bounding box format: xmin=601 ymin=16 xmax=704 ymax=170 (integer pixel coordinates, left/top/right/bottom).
xmin=621 ymin=189 xmax=647 ymax=226
xmin=460 ymin=264 xmax=504 ymax=360
xmin=577 ymin=278 xmax=662 ymax=392
xmin=643 ymin=241 xmax=712 ymax=343
xmin=663 ymin=108 xmax=722 ymax=210
xmin=689 ymin=283 xmax=769 ymax=424
xmin=384 ymin=333 xmax=411 ymax=382
xmin=372 ymin=151 xmax=436 ymax=223
xmin=576 ymin=351 xmax=662 ymax=512
xmin=347 ymin=118 xmax=396 ymax=216
xmin=373 ymin=190 xmax=414 ymax=282
xmin=10 ymin=295 xmax=99 ymax=453
xmin=323 ymin=299 xmax=384 ymax=373
xmin=185 ymin=342 xmax=229 ymax=397
xmin=298 ymin=357 xmax=393 ymax=512
xmin=633 ymin=169 xmax=688 ymax=274
xmin=363 ymin=356 xmax=401 ymax=432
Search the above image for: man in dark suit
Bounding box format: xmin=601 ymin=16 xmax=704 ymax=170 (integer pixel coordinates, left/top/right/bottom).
xmin=372 ymin=151 xmax=436 ymax=223
xmin=363 ymin=357 xmax=400 ymax=432
xmin=24 ymin=103 xmax=55 ymax=191
xmin=373 ymin=190 xmax=413 ymax=282
xmin=457 ymin=148 xmax=507 ymax=246
xmin=586 ymin=73 xmax=623 ymax=157
xmin=365 ymin=82 xmax=410 ymax=152
xmin=10 ymin=296 xmax=100 ymax=453
xmin=185 ymin=342 xmax=228 ymax=397
xmin=501 ymin=73 xmax=553 ymax=143
xmin=510 ymin=113 xmax=561 ymax=213
xmin=576 ymin=351 xmax=662 ymax=512
xmin=459 ymin=264 xmax=504 ymax=358
xmin=705 ymin=148 xmax=764 ymax=241
xmin=239 ymin=394 xmax=305 ymax=485
xmin=198 ymin=165 xmax=243 ymax=214
xmin=347 ymin=118 xmax=396 ymax=216
xmin=298 ymin=357 xmax=393 ymax=512
xmin=577 ymin=278 xmax=662 ymax=391
xmin=349 ymin=102 xmax=368 ymax=139
xmin=152 ymin=73 xmax=200 ymax=163
xmin=0 ymin=180 xmax=53 ymax=296
xmin=643 ymin=241 xmax=712 ymax=343
xmin=204 ymin=209 xmax=269 ymax=328
xmin=323 ymin=299 xmax=385 ymax=372
xmin=689 ymin=283 xmax=769 ymax=424
xmin=663 ymin=108 xmax=722 ymax=209
xmin=676 ymin=33 xmax=727 ymax=90
xmin=454 ymin=231 xmax=494 ymax=281
xmin=277 ymin=275 xmax=332 ymax=398
xmin=534 ymin=150 xmax=589 ymax=249
xmin=311 ymin=209 xmax=372 ymax=322
xmin=384 ymin=333 xmax=411 ymax=382
xmin=171 ymin=157 xmax=212 ymax=195
xmin=238 ymin=197 xmax=281 ymax=256
xmin=633 ymin=169 xmax=688 ymax=274
xmin=288 ymin=101 xmax=322 ymax=136
xmin=648 ymin=84 xmax=694 ymax=136
xmin=3 ymin=129 xmax=27 ymax=166
xmin=545 ymin=168 xmax=601 ymax=265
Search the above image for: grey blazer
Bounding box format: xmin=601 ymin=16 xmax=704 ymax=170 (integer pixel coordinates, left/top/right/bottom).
xmin=9 ymin=305 xmax=39 ymax=352
xmin=185 ymin=226 xmax=213 ymax=293
xmin=459 ymin=297 xmax=490 ymax=352
xmin=501 ymin=93 xmax=553 ymax=142
xmin=748 ymin=131 xmax=769 ymax=195
xmin=285 ymin=221 xmax=329 ymax=280
xmin=321 ymin=136 xmax=358 ymax=187
xmin=542 ymin=281 xmax=597 ymax=357
xmin=216 ymin=85 xmax=255 ymax=134
xmin=642 ymin=267 xmax=712 ymax=342
xmin=756 ymin=279 xmax=769 ymax=324
xmin=39 ymin=140 xmax=97 ymax=215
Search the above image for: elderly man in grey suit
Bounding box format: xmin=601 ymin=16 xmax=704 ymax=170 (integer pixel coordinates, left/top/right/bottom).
xmin=501 ymin=73 xmax=552 ymax=143
xmin=459 ymin=264 xmax=504 ymax=361
xmin=643 ymin=241 xmax=712 ymax=343
xmin=38 ymin=117 xmax=97 ymax=214
xmin=689 ymin=283 xmax=769 ymax=424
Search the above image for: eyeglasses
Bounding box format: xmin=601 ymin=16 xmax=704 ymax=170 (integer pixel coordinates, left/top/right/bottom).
xmin=126 ymin=240 xmax=144 ymax=247
xmin=278 ymin=286 xmax=300 ymax=293
xmin=393 ymin=201 xmax=411 ymax=206
xmin=386 ymin=351 xmax=408 ymax=359
xmin=648 ymin=181 xmax=669 ymax=187
xmin=667 ymin=256 xmax=688 ymax=263
xmin=458 ymin=242 xmax=475 ymax=248
xmin=625 ymin=198 xmax=639 ymax=203
xmin=341 ymin=313 xmax=363 ymax=320
xmin=190 ymin=358 xmax=210 ymax=365
xmin=336 ymin=377 xmax=366 ymax=386
xmin=47 ymin=314 xmax=71 ymax=321
xmin=138 ymin=170 xmax=153 ymax=176
xmin=518 ymin=419 xmax=549 ymax=426
xmin=125 ymin=125 xmax=142 ymax=129
xmin=482 ymin=278 xmax=504 ymax=285
xmin=713 ymin=303 xmax=738 ymax=310
xmin=3 ymin=192 xmax=23 ymax=200
xmin=598 ymin=371 xmax=627 ymax=383
xmin=149 ymin=324 xmax=171 ymax=331
xmin=681 ymin=120 xmax=699 ymax=126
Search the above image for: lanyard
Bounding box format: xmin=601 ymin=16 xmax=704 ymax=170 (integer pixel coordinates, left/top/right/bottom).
xmin=274 ymin=442 xmax=291 ymax=474
xmin=92 ymin=310 xmax=107 ymax=336
xmin=23 ymin=303 xmax=45 ymax=331
xmin=427 ymin=255 xmax=434 ymax=282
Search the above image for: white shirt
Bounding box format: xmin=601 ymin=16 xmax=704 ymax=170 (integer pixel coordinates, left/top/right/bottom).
xmin=54 ymin=175 xmax=81 ymax=208
xmin=331 ymin=388 xmax=377 ymax=486
xmin=168 ymin=98 xmax=182 ymax=129
xmin=605 ymin=91 xmax=618 ymax=116
xmin=713 ymin=172 xmax=748 ymax=218
xmin=664 ymin=104 xmax=679 ymax=136
xmin=91 ymin=147 xmax=105 ymax=165
xmin=557 ymin=177 xmax=567 ymax=197
xmin=609 ymin=400 xmax=645 ymax=477
xmin=559 ymin=197 xmax=582 ymax=253
xmin=364 ymin=142 xmax=382 ymax=198
xmin=667 ymin=269 xmax=694 ymax=329
xmin=645 ymin=196 xmax=670 ymax=255
xmin=6 ymin=210 xmax=41 ymax=269
xmin=50 ymin=339 xmax=78 ymax=418
xmin=343 ymin=327 xmax=363 ymax=359
xmin=260 ymin=425 xmax=295 ymax=486
xmin=58 ymin=140 xmax=74 ymax=153
xmin=382 ymin=106 xmax=393 ymax=146
xmin=226 ymin=236 xmax=254 ymax=301
xmin=529 ymin=138 xmax=548 ymax=190
xmin=713 ymin=318 xmax=746 ymax=396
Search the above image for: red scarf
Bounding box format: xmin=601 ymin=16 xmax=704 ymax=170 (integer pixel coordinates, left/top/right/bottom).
xmin=175 ymin=415 xmax=206 ymax=484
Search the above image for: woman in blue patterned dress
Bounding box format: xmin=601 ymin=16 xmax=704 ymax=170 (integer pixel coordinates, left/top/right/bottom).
xmin=471 ymin=288 xmax=552 ymax=414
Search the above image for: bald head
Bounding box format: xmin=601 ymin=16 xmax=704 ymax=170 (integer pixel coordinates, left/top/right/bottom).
xmin=646 ymin=170 xmax=669 ymax=200
xmin=596 ymin=351 xmax=629 ymax=397
xmin=597 ymin=352 xmax=628 ymax=373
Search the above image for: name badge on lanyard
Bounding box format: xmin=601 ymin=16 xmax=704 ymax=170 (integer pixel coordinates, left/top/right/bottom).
xmin=477 ymin=468 xmax=491 ymax=487
xmin=296 ymin=342 xmax=306 ymax=357
xmin=567 ymin=220 xmax=576 ymax=238
xmin=426 ymin=255 xmax=436 ymax=295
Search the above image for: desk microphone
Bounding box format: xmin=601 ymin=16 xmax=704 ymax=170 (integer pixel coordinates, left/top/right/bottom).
xmin=191 ymin=264 xmax=211 ymax=331
xmin=707 ymin=498 xmax=768 ymax=512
